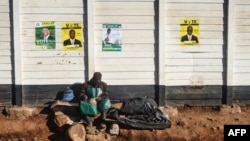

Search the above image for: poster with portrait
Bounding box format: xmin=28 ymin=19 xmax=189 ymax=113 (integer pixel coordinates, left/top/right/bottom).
xmin=180 ymin=18 xmax=199 ymax=46
xmin=62 ymin=22 xmax=83 ymax=51
xmin=102 ymin=24 xmax=122 ymax=51
xmin=35 ymin=21 xmax=56 ymax=49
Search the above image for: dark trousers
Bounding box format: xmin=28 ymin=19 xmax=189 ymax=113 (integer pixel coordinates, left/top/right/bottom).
xmin=83 ymin=110 xmax=107 ymax=126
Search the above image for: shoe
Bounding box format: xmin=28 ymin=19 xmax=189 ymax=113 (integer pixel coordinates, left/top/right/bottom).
xmin=86 ymin=125 xmax=99 ymax=135
xmin=109 ymin=122 xmax=119 ymax=135
xmin=102 ymin=110 xmax=107 ymax=121
xmin=99 ymin=123 xmax=107 ymax=132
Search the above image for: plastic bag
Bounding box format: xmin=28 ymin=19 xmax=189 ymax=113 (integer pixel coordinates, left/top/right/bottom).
xmin=62 ymin=87 xmax=74 ymax=102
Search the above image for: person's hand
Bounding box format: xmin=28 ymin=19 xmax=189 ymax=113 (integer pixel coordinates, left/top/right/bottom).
xmin=89 ymin=98 xmax=97 ymax=106
xmin=79 ymin=94 xmax=88 ymax=101
xmin=83 ymin=95 xmax=88 ymax=100
xmin=96 ymin=97 xmax=102 ymax=101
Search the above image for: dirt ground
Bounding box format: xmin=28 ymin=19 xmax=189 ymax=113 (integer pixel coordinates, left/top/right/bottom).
xmin=0 ymin=104 xmax=249 ymax=141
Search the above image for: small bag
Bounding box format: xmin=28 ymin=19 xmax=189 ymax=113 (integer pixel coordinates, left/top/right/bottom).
xmin=80 ymin=100 xmax=99 ymax=115
xmin=87 ymin=87 xmax=102 ymax=98
xmin=62 ymin=87 xmax=74 ymax=102
xmin=97 ymin=98 xmax=111 ymax=112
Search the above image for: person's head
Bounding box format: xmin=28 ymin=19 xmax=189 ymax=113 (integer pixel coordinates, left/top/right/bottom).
xmin=92 ymin=72 xmax=102 ymax=81
xmin=42 ymin=27 xmax=50 ymax=37
xmin=107 ymin=28 xmax=111 ymax=34
xmin=187 ymin=26 xmax=193 ymax=35
xmin=69 ymin=29 xmax=76 ymax=39
xmin=89 ymin=72 xmax=102 ymax=86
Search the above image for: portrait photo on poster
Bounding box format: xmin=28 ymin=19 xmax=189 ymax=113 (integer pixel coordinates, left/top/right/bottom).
xmin=35 ymin=21 xmax=56 ymax=49
xmin=62 ymin=22 xmax=83 ymax=51
xmin=63 ymin=29 xmax=82 ymax=47
xmin=180 ymin=18 xmax=199 ymax=46
xmin=102 ymin=24 xmax=122 ymax=51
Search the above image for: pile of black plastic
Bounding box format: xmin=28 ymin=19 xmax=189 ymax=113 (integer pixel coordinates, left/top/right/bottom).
xmin=107 ymin=97 xmax=171 ymax=130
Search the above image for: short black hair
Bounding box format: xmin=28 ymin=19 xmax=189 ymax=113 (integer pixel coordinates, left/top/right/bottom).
xmin=69 ymin=29 xmax=75 ymax=34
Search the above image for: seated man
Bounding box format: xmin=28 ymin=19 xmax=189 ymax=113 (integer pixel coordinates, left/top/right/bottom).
xmin=79 ymin=72 xmax=111 ymax=132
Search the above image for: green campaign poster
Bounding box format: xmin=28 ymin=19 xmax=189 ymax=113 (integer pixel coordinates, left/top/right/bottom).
xmin=35 ymin=21 xmax=56 ymax=49
xmin=102 ymin=24 xmax=122 ymax=51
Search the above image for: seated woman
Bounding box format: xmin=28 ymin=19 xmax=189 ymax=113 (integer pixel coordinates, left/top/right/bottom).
xmin=79 ymin=72 xmax=111 ymax=132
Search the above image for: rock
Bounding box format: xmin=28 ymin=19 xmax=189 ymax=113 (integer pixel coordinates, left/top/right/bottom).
xmin=8 ymin=107 xmax=36 ymax=120
xmin=109 ymin=122 xmax=119 ymax=135
xmin=86 ymin=133 xmax=109 ymax=141
xmin=67 ymin=124 xmax=86 ymax=141
xmin=50 ymin=100 xmax=79 ymax=116
xmin=160 ymin=106 xmax=178 ymax=117
xmin=220 ymin=104 xmax=241 ymax=114
xmin=54 ymin=111 xmax=73 ymax=128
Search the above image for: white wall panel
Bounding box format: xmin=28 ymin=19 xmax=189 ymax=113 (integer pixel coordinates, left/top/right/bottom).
xmin=4 ymin=0 xmax=250 ymax=88
xmin=232 ymin=1 xmax=250 ymax=85
xmin=165 ymin=0 xmax=224 ymax=86
xmin=0 ymin=0 xmax=11 ymax=84
xmin=20 ymin=0 xmax=86 ymax=85
xmin=94 ymin=0 xmax=156 ymax=85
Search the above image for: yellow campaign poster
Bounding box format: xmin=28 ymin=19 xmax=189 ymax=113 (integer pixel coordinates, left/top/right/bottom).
xmin=62 ymin=22 xmax=83 ymax=51
xmin=180 ymin=18 xmax=199 ymax=46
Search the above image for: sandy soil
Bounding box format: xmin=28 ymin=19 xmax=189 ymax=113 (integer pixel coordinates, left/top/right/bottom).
xmin=0 ymin=104 xmax=249 ymax=141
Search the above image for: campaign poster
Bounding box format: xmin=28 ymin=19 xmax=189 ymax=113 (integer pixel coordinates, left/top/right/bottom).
xmin=62 ymin=22 xmax=83 ymax=51
xmin=35 ymin=21 xmax=56 ymax=49
xmin=102 ymin=24 xmax=122 ymax=51
xmin=180 ymin=18 xmax=199 ymax=46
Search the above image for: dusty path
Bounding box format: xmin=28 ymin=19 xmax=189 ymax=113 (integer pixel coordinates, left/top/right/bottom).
xmin=0 ymin=104 xmax=249 ymax=141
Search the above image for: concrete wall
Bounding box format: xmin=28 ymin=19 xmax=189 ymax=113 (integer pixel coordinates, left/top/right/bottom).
xmin=0 ymin=0 xmax=250 ymax=106
xmin=0 ymin=0 xmax=12 ymax=105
